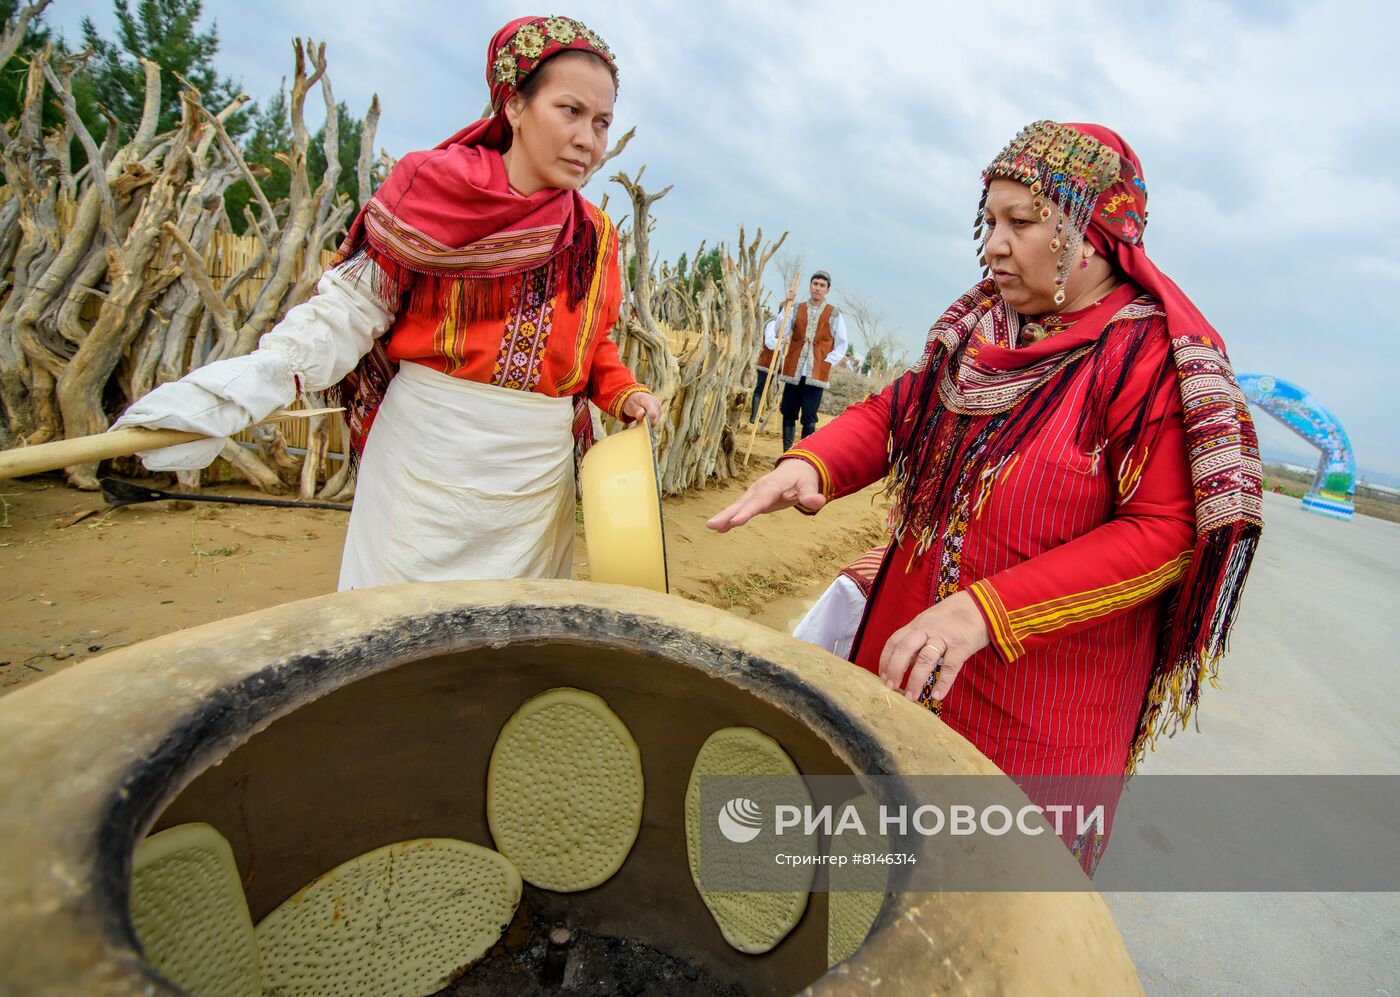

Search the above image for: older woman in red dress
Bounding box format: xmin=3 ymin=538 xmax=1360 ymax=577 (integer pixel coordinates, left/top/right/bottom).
xmin=710 ymin=121 xmax=1263 ymax=872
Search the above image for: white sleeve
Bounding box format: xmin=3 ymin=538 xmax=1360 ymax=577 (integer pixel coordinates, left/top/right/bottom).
xmin=792 ymin=574 xmax=868 ymax=659
xmin=824 ymin=312 xmax=850 ymax=365
xmin=111 ymin=255 xmax=397 ymax=471
xmin=259 ymin=255 xmax=397 ymax=392
xmin=763 ymin=318 xmax=779 ymax=350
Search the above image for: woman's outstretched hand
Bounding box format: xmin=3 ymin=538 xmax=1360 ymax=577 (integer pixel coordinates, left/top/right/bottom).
xmin=622 ymin=391 xmax=663 ymax=430
xmin=879 ymin=591 xmax=990 ymax=703
xmin=706 ymin=460 xmax=825 ymax=532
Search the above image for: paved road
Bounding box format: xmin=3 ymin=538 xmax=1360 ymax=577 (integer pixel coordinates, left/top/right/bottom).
xmin=1105 ymin=492 xmax=1400 ymax=994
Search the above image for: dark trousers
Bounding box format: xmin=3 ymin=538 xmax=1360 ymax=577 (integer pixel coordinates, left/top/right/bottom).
xmin=749 ymin=368 xmax=769 ymax=423
xmin=780 ymin=378 xmax=824 ymax=450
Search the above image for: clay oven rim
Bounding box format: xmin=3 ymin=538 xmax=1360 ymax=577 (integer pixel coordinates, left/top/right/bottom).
xmin=0 ymin=580 xmax=1140 ymax=996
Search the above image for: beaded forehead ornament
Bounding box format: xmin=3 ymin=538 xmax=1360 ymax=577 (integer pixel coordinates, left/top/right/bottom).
xmin=977 ymin=120 xmax=1148 ymax=305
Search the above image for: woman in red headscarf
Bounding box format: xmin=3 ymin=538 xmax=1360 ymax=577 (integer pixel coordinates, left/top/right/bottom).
xmin=115 ymin=16 xmax=659 ymax=589
xmin=709 ymin=121 xmax=1263 ymax=873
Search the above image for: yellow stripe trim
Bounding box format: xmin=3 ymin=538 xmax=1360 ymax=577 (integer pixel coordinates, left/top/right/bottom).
xmin=1006 ymin=552 xmax=1190 ymax=622
xmin=1010 ymin=561 xmax=1188 ymax=633
xmin=608 ymin=383 xmax=647 ymax=420
xmin=784 ymin=447 xmax=832 ymax=500
xmin=1008 ymin=554 xmax=1191 ymax=636
xmin=555 ymin=210 xmax=615 ymax=394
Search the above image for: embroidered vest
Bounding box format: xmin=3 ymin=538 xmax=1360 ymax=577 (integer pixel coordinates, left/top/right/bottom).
xmin=781 ymin=301 xmax=836 ymax=387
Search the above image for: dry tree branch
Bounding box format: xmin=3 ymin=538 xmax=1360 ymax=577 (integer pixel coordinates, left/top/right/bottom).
xmin=171 ymin=69 xmax=248 ymax=166
xmin=356 ymin=94 xmax=381 ymax=207
xmin=311 ymin=65 xmax=340 ymax=232
xmin=41 ymin=58 xmax=118 ymax=247
xmin=130 ymin=59 xmax=163 ymax=158
xmin=161 ymin=221 xmax=237 ymax=344
xmin=200 ymin=89 xmax=277 ymax=241
xmin=585 ymin=125 xmax=635 ymax=185
xmin=0 ymin=0 xmax=51 ymax=72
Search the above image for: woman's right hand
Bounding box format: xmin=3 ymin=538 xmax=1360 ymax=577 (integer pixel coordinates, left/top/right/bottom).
xmin=111 ymin=351 xmax=297 ymax=471
xmin=706 ymin=459 xmax=825 ymax=532
xmin=113 ymin=380 xmax=251 ymax=471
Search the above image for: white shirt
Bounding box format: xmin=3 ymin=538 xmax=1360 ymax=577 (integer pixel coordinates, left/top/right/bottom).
xmin=763 ymin=317 xmax=780 ymax=350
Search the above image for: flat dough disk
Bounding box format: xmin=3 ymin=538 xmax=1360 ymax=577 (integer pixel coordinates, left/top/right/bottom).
xmin=685 ymin=726 xmax=814 ymax=954
xmin=130 ymin=821 xmax=260 ymax=997
xmin=487 ymin=686 xmax=644 ymax=892
xmin=827 ymin=793 xmax=884 ymax=967
xmin=254 ymin=838 xmax=521 ymax=997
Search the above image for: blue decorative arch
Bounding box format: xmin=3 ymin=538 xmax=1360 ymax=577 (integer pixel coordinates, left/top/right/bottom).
xmin=1238 ymin=373 xmax=1355 ymax=521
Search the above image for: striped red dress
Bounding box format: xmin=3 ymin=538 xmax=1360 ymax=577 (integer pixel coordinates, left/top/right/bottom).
xmin=787 ymin=285 xmax=1196 ymax=782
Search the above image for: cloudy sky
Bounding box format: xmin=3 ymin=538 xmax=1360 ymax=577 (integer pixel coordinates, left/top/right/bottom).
xmin=51 ymin=0 xmax=1400 ymax=478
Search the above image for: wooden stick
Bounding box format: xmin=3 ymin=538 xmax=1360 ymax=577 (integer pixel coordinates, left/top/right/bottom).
xmin=0 ymin=408 xmax=343 ymax=481
xmin=742 ymin=273 xmax=801 ymax=466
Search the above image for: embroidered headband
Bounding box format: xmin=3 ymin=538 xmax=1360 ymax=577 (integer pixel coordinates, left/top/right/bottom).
xmin=977 ymin=119 xmax=1149 ymax=305
xmin=488 ymin=15 xmax=618 ymax=114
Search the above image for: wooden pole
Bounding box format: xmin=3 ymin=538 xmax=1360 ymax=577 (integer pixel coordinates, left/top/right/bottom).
xmin=742 ymin=273 xmax=801 ymax=466
xmin=0 ymin=408 xmax=343 ymax=481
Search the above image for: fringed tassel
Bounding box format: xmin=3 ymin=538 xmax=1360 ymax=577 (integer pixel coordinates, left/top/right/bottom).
xmin=1126 ymin=521 xmax=1262 ymax=773
xmin=559 ymin=215 xmax=597 ymax=307
xmin=1116 ymin=444 xmax=1148 ymax=502
xmin=971 ymin=453 xmax=1020 ymax=521
xmin=571 ymin=394 xmax=595 ymax=490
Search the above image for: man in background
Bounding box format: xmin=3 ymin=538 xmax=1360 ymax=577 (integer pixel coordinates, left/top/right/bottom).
xmin=776 ymin=270 xmax=849 ymax=451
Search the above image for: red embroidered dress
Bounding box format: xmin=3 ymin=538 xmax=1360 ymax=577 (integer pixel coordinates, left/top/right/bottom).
xmin=786 ymin=283 xmax=1197 ymax=779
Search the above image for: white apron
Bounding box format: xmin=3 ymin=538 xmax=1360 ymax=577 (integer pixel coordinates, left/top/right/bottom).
xmin=339 ymin=361 xmax=575 ymax=590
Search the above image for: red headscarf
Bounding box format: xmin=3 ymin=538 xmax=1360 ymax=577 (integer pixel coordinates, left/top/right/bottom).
xmin=1066 ymin=123 xmax=1228 ymax=356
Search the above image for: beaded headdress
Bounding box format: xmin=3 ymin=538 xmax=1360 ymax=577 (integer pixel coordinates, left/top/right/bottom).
xmin=977 ymin=120 xmax=1149 ymax=305
xmin=488 ymin=16 xmax=617 ymax=113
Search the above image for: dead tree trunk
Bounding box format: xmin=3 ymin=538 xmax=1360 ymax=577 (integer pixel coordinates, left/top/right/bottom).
xmin=606 ymin=165 xmax=786 ymax=495
xmin=0 ymin=34 xmax=381 ymax=493
xmin=611 ymin=168 xmax=678 ymax=441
